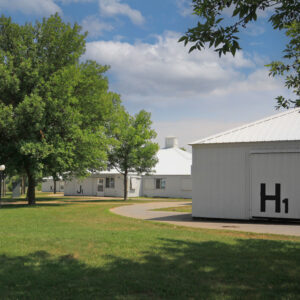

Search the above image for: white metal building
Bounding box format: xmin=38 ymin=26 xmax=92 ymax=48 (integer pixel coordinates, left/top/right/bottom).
xmin=142 ymin=137 xmax=192 ymax=198
xmin=42 ymin=137 xmax=192 ymax=199
xmin=64 ymin=169 xmax=142 ymax=197
xmin=191 ymin=108 xmax=300 ymax=220
xmin=42 ymin=177 xmax=65 ymax=193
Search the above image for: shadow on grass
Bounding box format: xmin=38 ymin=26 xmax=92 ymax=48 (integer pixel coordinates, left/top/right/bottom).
xmin=0 ymin=203 xmax=69 ymax=209
xmin=1 ymin=197 xmax=125 ymax=204
xmin=1 ymin=238 xmax=300 ymax=299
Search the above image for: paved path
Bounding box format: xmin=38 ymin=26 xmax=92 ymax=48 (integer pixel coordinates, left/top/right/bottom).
xmin=111 ymin=202 xmax=300 ymax=237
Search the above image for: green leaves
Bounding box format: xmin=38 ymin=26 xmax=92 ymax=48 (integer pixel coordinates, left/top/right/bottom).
xmin=266 ymin=21 xmax=300 ymax=108
xmin=108 ymin=109 xmax=159 ymax=175
xmin=179 ymin=0 xmax=300 ymax=57
xmin=0 ymin=15 xmax=122 ymax=203
xmin=179 ymin=1 xmax=299 ymax=108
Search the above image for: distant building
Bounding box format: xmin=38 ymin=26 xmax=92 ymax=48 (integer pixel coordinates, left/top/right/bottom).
xmin=42 ymin=137 xmax=192 ymax=199
xmin=142 ymin=137 xmax=192 ymax=198
xmin=42 ymin=177 xmax=65 ymax=193
xmin=64 ymin=170 xmax=142 ymax=198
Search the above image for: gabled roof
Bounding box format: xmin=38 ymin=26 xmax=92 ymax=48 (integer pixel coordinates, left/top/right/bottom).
xmin=190 ymin=108 xmax=300 ymax=145
xmin=151 ymin=147 xmax=192 ymax=175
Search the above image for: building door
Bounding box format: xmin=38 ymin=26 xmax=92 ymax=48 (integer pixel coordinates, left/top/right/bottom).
xmin=250 ymin=152 xmax=300 ymax=219
xmin=96 ymin=178 xmax=105 ymax=196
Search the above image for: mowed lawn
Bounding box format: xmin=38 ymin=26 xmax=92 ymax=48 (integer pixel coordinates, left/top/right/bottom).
xmin=1 ymin=195 xmax=300 ymax=299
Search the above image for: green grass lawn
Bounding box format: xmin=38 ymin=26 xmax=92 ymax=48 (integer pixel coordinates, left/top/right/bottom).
xmin=1 ymin=194 xmax=300 ymax=299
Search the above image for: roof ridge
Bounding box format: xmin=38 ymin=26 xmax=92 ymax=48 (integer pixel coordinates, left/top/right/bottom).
xmin=190 ymin=108 xmax=300 ymax=145
xmin=159 ymin=147 xmax=191 ymax=159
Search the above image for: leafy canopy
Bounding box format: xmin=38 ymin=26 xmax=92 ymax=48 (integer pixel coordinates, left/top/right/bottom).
xmin=179 ymin=0 xmax=299 ymax=56
xmin=179 ymin=1 xmax=300 ymax=108
xmin=0 ymin=14 xmax=121 ymax=203
xmin=108 ymin=109 xmax=159 ymax=200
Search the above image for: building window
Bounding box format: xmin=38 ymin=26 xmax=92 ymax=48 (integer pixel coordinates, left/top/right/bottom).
xmin=97 ymin=179 xmax=104 ymax=192
xmin=106 ymin=177 xmax=115 ymax=189
xmin=156 ymin=178 xmax=166 ymax=189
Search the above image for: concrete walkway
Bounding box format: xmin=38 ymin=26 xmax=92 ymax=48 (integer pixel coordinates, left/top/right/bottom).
xmin=111 ymin=202 xmax=300 ymax=237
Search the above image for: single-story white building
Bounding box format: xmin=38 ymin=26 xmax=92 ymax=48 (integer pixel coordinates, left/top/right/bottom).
xmin=42 ymin=177 xmax=65 ymax=193
xmin=142 ymin=137 xmax=192 ymax=198
xmin=64 ymin=170 xmax=142 ymax=197
xmin=42 ymin=137 xmax=192 ymax=199
xmin=191 ymin=108 xmax=300 ymax=220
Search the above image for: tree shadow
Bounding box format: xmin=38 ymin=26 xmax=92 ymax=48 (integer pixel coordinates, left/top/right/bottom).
xmin=1 ymin=238 xmax=300 ymax=299
xmin=0 ymin=203 xmax=69 ymax=209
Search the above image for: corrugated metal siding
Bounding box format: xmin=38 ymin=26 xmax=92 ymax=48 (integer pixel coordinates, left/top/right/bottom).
xmin=192 ymin=141 xmax=300 ymax=219
xmin=142 ymin=175 xmax=192 ymax=198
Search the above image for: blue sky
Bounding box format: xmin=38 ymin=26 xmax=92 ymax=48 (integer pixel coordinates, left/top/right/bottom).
xmin=0 ymin=0 xmax=291 ymax=148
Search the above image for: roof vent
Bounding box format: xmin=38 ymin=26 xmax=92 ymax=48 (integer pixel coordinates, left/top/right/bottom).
xmin=165 ymin=136 xmax=178 ymax=148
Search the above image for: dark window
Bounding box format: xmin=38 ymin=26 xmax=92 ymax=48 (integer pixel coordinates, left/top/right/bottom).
xmin=106 ymin=177 xmax=115 ymax=188
xmin=156 ymin=178 xmax=166 ymax=189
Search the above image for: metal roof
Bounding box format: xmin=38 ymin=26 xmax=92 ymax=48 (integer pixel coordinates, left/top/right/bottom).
xmin=190 ymin=108 xmax=300 ymax=145
xmin=89 ymin=147 xmax=192 ymax=176
xmin=151 ymin=147 xmax=192 ymax=175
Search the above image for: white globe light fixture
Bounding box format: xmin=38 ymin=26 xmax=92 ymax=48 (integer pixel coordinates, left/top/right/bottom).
xmin=0 ymin=165 xmax=5 ymax=171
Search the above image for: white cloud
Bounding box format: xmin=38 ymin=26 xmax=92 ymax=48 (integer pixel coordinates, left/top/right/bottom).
xmin=83 ymin=30 xmax=291 ymax=147
xmin=176 ymin=0 xmax=193 ymax=17
xmin=0 ymin=0 xmax=62 ymax=15
xmin=98 ymin=0 xmax=145 ymax=25
xmin=57 ymin=0 xmax=95 ymax=3
xmin=81 ymin=15 xmax=113 ymax=38
xmin=84 ymin=31 xmax=270 ymax=104
xmin=244 ymin=23 xmax=265 ymax=36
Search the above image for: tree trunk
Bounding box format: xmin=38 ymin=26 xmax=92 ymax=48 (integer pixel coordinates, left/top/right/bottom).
xmin=3 ymin=178 xmax=5 ymax=196
xmin=26 ymin=173 xmax=36 ymax=205
xmin=53 ymin=179 xmax=57 ymax=194
xmin=123 ymin=171 xmax=128 ymax=201
xmin=21 ymin=175 xmax=26 ymax=195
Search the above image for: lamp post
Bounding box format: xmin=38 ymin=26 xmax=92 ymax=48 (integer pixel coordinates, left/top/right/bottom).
xmin=0 ymin=165 xmax=5 ymax=206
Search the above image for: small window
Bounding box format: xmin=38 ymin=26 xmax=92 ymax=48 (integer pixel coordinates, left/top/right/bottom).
xmin=155 ymin=178 xmax=166 ymax=189
xmin=60 ymin=185 xmax=64 ymax=190
xmin=105 ymin=177 xmax=115 ymax=189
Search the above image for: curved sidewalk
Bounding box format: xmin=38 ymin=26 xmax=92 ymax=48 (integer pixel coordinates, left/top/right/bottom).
xmin=111 ymin=202 xmax=300 ymax=237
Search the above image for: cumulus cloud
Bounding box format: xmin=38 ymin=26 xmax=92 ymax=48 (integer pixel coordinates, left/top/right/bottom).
xmin=84 ymin=31 xmax=274 ymax=103
xmin=83 ymin=31 xmax=289 ymax=147
xmin=0 ymin=0 xmax=62 ymax=15
xmin=57 ymin=0 xmax=95 ymax=3
xmin=244 ymin=23 xmax=265 ymax=36
xmin=176 ymin=0 xmax=193 ymax=17
xmin=81 ymin=15 xmax=113 ymax=38
xmin=98 ymin=0 xmax=145 ymax=25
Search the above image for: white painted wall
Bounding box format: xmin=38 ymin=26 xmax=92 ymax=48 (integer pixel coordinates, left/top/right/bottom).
xmin=142 ymin=175 xmax=192 ymax=198
xmin=42 ymin=179 xmax=65 ymax=193
xmin=64 ymin=174 xmax=142 ymax=197
xmin=192 ymin=141 xmax=300 ymax=220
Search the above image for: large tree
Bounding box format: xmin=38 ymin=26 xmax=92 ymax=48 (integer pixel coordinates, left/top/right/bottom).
xmin=179 ymin=0 xmax=300 ymax=107
xmin=108 ymin=110 xmax=159 ymax=201
xmin=0 ymin=15 xmax=120 ymax=204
